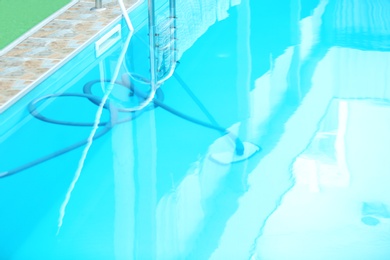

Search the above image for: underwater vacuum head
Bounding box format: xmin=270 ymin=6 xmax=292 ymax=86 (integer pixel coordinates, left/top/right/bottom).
xmin=210 ymin=141 xmax=261 ymax=165
xmin=121 ymin=71 xmax=262 ymax=165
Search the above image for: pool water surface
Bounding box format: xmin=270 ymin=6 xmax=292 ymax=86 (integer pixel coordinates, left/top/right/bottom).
xmin=1 ymin=0 xmax=390 ymax=259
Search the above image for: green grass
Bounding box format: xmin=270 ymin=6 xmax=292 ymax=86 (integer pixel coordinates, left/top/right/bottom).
xmin=0 ymin=0 xmax=72 ymax=50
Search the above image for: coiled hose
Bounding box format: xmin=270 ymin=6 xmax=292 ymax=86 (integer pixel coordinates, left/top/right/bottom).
xmin=0 ymin=75 xmax=245 ymax=178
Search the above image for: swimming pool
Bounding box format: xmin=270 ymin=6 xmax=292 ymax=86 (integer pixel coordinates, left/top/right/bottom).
xmin=1 ymin=0 xmax=390 ymax=259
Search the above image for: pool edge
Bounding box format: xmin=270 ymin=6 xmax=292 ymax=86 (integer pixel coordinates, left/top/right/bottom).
xmin=0 ymin=0 xmax=143 ymax=114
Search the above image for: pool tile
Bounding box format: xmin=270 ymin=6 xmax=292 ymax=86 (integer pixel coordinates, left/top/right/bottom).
xmin=0 ymin=80 xmax=31 ymax=107
xmin=0 ymin=91 xmax=20 ymax=107
xmin=31 ymin=20 xmax=89 ymax=40
xmin=0 ymin=79 xmax=34 ymax=91
xmin=0 ymin=57 xmax=60 ymax=81
xmin=4 ymin=38 xmax=80 ymax=59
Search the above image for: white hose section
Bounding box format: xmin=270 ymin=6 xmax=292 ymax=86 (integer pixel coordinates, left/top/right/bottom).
xmin=57 ymin=1 xmax=136 ymax=235
xmin=118 ymin=0 xmax=161 ymax=112
xmin=118 ymin=0 xmax=134 ymax=32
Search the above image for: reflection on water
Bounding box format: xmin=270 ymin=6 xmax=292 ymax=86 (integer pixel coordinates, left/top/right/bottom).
xmin=1 ymin=0 xmax=390 ymax=259
xmin=238 ymin=0 xmax=390 ymax=259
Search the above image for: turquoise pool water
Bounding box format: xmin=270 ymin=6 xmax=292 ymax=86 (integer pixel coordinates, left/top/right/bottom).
xmin=1 ymin=0 xmax=390 ymax=259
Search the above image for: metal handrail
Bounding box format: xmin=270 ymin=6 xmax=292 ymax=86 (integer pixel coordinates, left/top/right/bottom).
xmin=95 ymin=0 xmax=102 ymax=9
xmin=91 ymin=0 xmax=105 ymax=11
xmin=148 ymin=0 xmax=177 ymax=86
xmin=148 ymin=0 xmax=158 ymax=89
xmin=156 ymin=0 xmax=177 ymax=84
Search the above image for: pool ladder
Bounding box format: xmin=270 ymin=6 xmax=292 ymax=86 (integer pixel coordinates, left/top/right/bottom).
xmin=148 ymin=0 xmax=178 ymax=87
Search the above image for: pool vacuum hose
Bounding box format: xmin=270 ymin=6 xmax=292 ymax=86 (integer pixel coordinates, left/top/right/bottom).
xmin=0 ymin=74 xmax=260 ymax=178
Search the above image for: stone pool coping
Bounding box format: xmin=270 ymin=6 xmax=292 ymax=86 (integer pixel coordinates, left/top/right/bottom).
xmin=0 ymin=0 xmax=139 ymax=113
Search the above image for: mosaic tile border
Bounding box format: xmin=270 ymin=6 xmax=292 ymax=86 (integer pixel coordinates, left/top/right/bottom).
xmin=0 ymin=0 xmax=140 ymax=113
